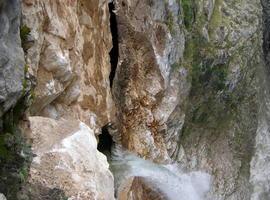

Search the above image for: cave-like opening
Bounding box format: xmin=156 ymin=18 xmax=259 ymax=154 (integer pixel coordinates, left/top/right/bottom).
xmin=97 ymin=125 xmax=113 ymax=156
xmin=108 ymin=1 xmax=119 ymax=88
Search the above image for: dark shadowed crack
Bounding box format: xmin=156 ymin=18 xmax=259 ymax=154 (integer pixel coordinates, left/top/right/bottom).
xmin=108 ymin=1 xmax=119 ymax=88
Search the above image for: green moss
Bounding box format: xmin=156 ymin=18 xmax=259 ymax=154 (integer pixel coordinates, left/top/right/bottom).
xmin=24 ymin=64 xmax=29 ymax=74
xmin=19 ymin=165 xmax=29 ymax=182
xmin=210 ymin=0 xmax=222 ymax=25
xmin=0 ymin=26 xmax=34 ymax=196
xmin=166 ymin=11 xmax=174 ymax=34
xmin=208 ymin=0 xmax=226 ymax=38
xmin=0 ymin=135 xmax=9 ymax=159
xmin=181 ymin=22 xmax=232 ymax=127
xmin=0 ymin=128 xmax=33 ymax=198
xmin=20 ymin=25 xmax=31 ymax=51
xmin=180 ymin=0 xmax=195 ymax=29
xmin=20 ymin=25 xmax=30 ymax=42
xmin=0 ymin=80 xmax=33 ymax=198
xmin=22 ymin=64 xmax=29 ymax=95
xmin=171 ymin=62 xmax=181 ymax=70
xmin=164 ymin=0 xmax=175 ymax=34
xmin=192 ymin=61 xmax=228 ymax=92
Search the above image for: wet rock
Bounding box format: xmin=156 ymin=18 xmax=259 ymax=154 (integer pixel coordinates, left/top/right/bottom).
xmin=119 ymin=177 xmax=166 ymax=200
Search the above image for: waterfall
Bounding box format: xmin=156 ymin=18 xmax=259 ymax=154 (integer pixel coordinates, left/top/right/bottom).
xmin=110 ymin=146 xmax=211 ymax=200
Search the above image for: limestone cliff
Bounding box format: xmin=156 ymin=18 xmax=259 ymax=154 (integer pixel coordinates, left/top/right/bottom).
xmin=22 ymin=0 xmax=115 ymax=130
xmin=112 ymin=0 xmax=187 ymax=163
xmin=0 ymin=0 xmax=268 ymax=199
xmin=112 ymin=0 xmax=262 ymax=199
xmin=19 ymin=0 xmax=116 ymax=199
xmin=1 ymin=0 xmax=116 ymax=199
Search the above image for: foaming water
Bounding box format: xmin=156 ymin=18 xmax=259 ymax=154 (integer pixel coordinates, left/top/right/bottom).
xmin=110 ymin=146 xmax=211 ymax=200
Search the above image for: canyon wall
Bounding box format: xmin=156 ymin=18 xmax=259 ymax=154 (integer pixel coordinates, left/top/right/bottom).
xmin=112 ymin=0 xmax=187 ymax=163
xmin=22 ymin=0 xmax=115 ymax=130
xmin=19 ymin=0 xmax=116 ymax=199
xmin=113 ymin=0 xmax=262 ymax=199
xmin=2 ymin=0 xmax=116 ymax=199
xmin=176 ymin=0 xmax=261 ymax=199
xmin=250 ymin=0 xmax=270 ymax=199
xmin=0 ymin=0 xmax=268 ymax=199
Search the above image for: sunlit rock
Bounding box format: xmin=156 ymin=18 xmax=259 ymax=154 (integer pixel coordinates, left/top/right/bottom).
xmin=22 ymin=116 xmax=115 ymax=200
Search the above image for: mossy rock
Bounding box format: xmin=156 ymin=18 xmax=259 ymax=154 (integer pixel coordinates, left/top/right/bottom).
xmin=180 ymin=0 xmax=196 ymax=29
xmin=20 ymin=25 xmax=31 ymax=52
xmin=0 ymin=93 xmax=33 ymax=198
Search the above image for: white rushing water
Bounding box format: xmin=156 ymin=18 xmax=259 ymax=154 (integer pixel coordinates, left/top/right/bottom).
xmin=110 ymin=146 xmax=211 ymax=200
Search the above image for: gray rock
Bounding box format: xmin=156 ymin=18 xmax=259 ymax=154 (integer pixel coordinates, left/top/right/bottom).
xmin=0 ymin=0 xmax=24 ymax=117
xmin=250 ymin=1 xmax=270 ymax=199
xmin=0 ymin=193 xmax=6 ymax=200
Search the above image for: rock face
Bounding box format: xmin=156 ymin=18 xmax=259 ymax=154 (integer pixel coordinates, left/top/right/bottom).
xmin=20 ymin=117 xmax=114 ymax=200
xmin=112 ymin=0 xmax=263 ymax=199
xmin=0 ymin=0 xmax=266 ymax=199
xmin=0 ymin=1 xmax=33 ymax=199
xmin=0 ymin=193 xmax=6 ymax=200
xmin=22 ymin=0 xmax=115 ymax=130
xmin=0 ymin=0 xmax=25 ymax=118
xmin=112 ymin=0 xmax=188 ymax=163
xmin=250 ymin=1 xmax=270 ymax=199
xmin=19 ymin=0 xmax=116 ymax=199
xmin=176 ymin=0 xmax=261 ymax=199
xmin=118 ymin=177 xmax=166 ymax=200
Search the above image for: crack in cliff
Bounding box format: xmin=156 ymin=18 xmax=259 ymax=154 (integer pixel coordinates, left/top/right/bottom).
xmin=97 ymin=125 xmax=113 ymax=157
xmin=261 ymin=0 xmax=270 ymax=66
xmin=109 ymin=1 xmax=119 ymax=88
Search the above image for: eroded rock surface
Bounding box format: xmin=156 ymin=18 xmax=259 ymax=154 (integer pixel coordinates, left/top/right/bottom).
xmin=0 ymin=0 xmax=264 ymax=199
xmin=20 ymin=116 xmax=114 ymax=200
xmin=0 ymin=0 xmax=25 ymax=118
xmin=118 ymin=177 xmax=166 ymax=200
xmin=112 ymin=0 xmax=188 ymax=163
xmin=22 ymin=0 xmax=115 ymax=130
xmin=250 ymin=0 xmax=270 ymax=199
xmin=19 ymin=1 xmax=117 ymax=199
xmin=178 ymin=0 xmax=261 ymax=199
xmin=112 ymin=0 xmax=263 ymax=199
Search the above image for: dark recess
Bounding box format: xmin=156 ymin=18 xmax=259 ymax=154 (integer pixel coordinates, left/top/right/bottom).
xmin=97 ymin=125 xmax=113 ymax=154
xmin=108 ymin=1 xmax=119 ymax=88
xmin=262 ymin=1 xmax=270 ymax=64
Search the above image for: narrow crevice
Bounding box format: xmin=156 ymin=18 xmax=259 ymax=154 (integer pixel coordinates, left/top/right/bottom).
xmin=108 ymin=1 xmax=119 ymax=88
xmin=261 ymin=0 xmax=270 ymax=67
xmin=97 ymin=125 xmax=113 ymax=156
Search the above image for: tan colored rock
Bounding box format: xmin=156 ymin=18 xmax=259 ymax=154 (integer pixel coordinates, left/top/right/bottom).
xmin=22 ymin=0 xmax=115 ymax=129
xmin=112 ymin=0 xmax=187 ymax=163
xmin=118 ymin=177 xmax=166 ymax=200
xmin=112 ymin=0 xmax=262 ymax=199
xmin=22 ymin=116 xmax=115 ymax=200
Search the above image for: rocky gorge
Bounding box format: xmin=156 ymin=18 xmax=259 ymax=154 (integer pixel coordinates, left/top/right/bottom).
xmin=0 ymin=0 xmax=269 ymax=199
